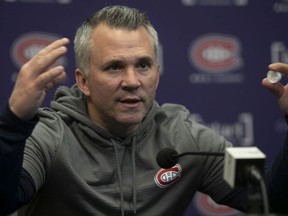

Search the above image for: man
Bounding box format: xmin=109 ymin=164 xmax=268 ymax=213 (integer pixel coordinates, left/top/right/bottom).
xmin=0 ymin=5 xmax=287 ymax=216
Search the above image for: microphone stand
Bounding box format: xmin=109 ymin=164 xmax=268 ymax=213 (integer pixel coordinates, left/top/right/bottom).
xmin=242 ymin=166 xmax=285 ymax=216
xmin=176 ymin=151 xmax=224 ymax=157
xmin=246 ymin=181 xmax=264 ymax=214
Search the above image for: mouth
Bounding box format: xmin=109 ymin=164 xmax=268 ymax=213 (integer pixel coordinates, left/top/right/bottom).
xmin=119 ymin=97 xmax=142 ymax=107
xmin=120 ymin=97 xmax=141 ymax=103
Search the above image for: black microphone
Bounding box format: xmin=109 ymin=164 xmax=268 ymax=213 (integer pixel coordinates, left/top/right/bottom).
xmin=156 ymin=147 xmax=224 ymax=169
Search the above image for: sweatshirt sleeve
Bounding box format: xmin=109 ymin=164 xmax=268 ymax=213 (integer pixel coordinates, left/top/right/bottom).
xmin=0 ymin=105 xmax=38 ymax=215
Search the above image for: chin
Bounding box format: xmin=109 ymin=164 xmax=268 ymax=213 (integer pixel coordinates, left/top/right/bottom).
xmin=118 ymin=115 xmax=144 ymax=126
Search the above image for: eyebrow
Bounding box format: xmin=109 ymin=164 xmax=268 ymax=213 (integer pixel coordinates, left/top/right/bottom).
xmin=102 ymin=56 xmax=154 ymax=68
xmin=100 ymin=59 xmax=123 ymax=69
xmin=137 ymin=56 xmax=153 ymax=63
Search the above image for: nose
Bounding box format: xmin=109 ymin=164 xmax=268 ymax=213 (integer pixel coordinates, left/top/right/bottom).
xmin=121 ymin=69 xmax=141 ymax=90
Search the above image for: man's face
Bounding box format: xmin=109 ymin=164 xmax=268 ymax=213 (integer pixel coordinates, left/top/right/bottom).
xmin=76 ymin=24 xmax=159 ymax=136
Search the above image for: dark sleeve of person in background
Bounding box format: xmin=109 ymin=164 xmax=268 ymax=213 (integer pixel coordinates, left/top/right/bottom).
xmin=0 ymin=106 xmax=37 ymax=215
xmin=264 ymin=116 xmax=288 ymax=213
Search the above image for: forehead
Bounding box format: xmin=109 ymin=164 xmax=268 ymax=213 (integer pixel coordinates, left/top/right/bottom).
xmin=90 ymin=24 xmax=155 ymax=60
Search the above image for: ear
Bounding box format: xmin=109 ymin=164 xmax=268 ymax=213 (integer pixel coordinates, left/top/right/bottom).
xmin=75 ymin=68 xmax=90 ymax=96
xmin=155 ymin=64 xmax=160 ymax=88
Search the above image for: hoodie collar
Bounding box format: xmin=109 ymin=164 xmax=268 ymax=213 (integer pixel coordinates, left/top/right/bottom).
xmin=50 ymin=84 xmax=159 ymax=147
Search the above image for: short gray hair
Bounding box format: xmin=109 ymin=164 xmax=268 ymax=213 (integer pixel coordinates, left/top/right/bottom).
xmin=74 ymin=5 xmax=159 ymax=76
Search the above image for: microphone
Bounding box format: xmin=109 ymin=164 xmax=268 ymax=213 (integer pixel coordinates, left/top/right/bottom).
xmin=223 ymin=147 xmax=268 ymax=214
xmin=157 ymin=147 xmax=269 ymax=214
xmin=156 ymin=147 xmax=265 ymax=187
xmin=156 ymin=147 xmax=224 ymax=169
xmin=223 ymin=147 xmax=266 ymax=188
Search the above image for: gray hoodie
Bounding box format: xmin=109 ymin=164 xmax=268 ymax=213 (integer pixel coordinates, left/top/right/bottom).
xmin=19 ymin=84 xmax=235 ymax=216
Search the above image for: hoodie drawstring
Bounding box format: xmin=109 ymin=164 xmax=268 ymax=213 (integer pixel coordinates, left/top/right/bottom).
xmin=132 ymin=136 xmax=137 ymax=214
xmin=112 ymin=140 xmax=125 ymax=216
xmin=112 ymin=136 xmax=137 ymax=216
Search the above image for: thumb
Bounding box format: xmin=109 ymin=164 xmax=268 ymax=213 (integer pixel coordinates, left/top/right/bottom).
xmin=261 ymin=78 xmax=284 ymax=98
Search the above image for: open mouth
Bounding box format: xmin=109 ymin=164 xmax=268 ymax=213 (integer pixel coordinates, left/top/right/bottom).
xmin=119 ymin=97 xmax=142 ymax=107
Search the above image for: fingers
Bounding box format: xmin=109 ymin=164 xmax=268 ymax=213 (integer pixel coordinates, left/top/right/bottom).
xmin=262 ymin=78 xmax=284 ymax=98
xmin=8 ymin=38 xmax=70 ymax=120
xmin=17 ymin=37 xmax=69 ymax=90
xmin=262 ymin=62 xmax=288 ymax=114
xmin=25 ymin=38 xmax=69 ymax=77
xmin=269 ymin=62 xmax=288 ymax=76
xmin=263 ymin=62 xmax=288 ymax=98
xmin=38 ymin=37 xmax=69 ymax=55
xmin=36 ymin=66 xmax=67 ymax=91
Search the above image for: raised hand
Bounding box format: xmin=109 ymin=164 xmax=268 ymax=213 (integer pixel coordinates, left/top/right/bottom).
xmin=262 ymin=62 xmax=288 ymax=115
xmin=8 ymin=38 xmax=70 ymax=120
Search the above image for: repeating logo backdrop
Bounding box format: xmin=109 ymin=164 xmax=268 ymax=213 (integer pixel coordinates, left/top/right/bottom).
xmin=1 ymin=0 xmax=288 ymax=215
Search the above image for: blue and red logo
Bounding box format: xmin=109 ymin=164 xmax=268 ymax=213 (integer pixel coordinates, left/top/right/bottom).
xmin=10 ymin=31 xmax=67 ymax=68
xmin=154 ymin=164 xmax=182 ymax=188
xmin=189 ymin=34 xmax=243 ymax=74
xmin=193 ymin=192 xmax=239 ymax=216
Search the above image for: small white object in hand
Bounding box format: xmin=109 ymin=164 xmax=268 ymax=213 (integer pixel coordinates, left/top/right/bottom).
xmin=267 ymin=70 xmax=282 ymax=83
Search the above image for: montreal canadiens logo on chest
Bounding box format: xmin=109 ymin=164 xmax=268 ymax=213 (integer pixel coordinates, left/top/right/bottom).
xmin=154 ymin=164 xmax=182 ymax=188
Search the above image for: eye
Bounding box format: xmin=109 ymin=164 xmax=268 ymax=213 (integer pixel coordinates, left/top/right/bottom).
xmin=136 ymin=59 xmax=151 ymax=71
xmin=105 ymin=63 xmax=123 ymax=73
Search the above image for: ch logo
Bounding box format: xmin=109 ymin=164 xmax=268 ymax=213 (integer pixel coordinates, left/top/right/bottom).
xmin=154 ymin=164 xmax=182 ymax=188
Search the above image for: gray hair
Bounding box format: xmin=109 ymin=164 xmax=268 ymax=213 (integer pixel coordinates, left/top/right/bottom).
xmin=74 ymin=5 xmax=159 ymax=76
